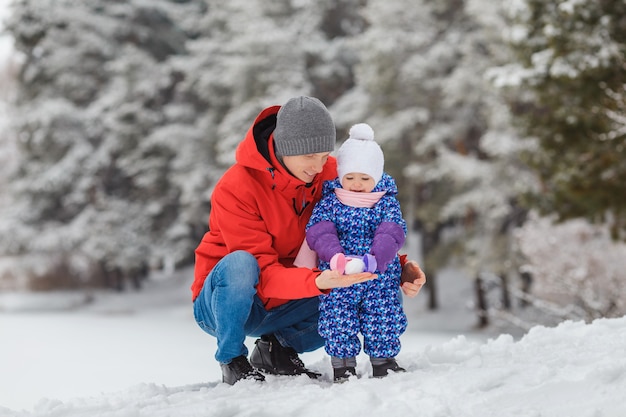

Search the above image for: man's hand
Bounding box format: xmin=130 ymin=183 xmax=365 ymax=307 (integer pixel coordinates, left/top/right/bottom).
xmin=400 ymin=260 xmax=426 ymax=298
xmin=315 ymin=268 xmax=377 ymax=290
xmin=401 ymin=279 xmax=425 ymax=298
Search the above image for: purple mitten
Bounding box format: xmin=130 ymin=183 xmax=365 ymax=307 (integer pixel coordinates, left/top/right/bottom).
xmin=370 ymin=222 xmax=406 ymax=273
xmin=306 ymin=221 xmax=344 ymax=262
xmin=361 ymin=254 xmax=377 ymax=273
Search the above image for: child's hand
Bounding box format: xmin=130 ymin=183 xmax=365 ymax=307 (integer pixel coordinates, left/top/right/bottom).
xmin=315 ymin=268 xmax=377 ymax=290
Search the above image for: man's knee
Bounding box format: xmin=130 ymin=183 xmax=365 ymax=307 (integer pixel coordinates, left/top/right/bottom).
xmin=212 ymin=250 xmax=260 ymax=291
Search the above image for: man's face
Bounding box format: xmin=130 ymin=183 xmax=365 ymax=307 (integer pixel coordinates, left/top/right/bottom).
xmin=282 ymin=152 xmax=331 ymax=183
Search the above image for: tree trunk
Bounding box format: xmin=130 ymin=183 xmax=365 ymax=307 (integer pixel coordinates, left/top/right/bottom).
xmin=425 ymin=269 xmax=438 ymax=310
xmin=520 ymin=271 xmax=533 ymax=308
xmin=500 ymin=272 xmax=511 ymax=310
xmin=474 ymin=275 xmax=489 ymax=328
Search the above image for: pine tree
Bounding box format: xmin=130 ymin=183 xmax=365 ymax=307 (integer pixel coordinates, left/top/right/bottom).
xmin=1 ymin=0 xmax=215 ymax=289
xmin=498 ymin=0 xmax=626 ymax=239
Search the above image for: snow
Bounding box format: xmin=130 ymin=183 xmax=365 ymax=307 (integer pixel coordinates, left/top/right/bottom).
xmin=1 ymin=268 xmax=625 ymax=417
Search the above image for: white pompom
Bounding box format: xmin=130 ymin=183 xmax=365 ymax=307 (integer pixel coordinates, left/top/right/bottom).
xmin=344 ymin=257 xmax=365 ymax=274
xmin=349 ymin=123 xmax=374 ymax=141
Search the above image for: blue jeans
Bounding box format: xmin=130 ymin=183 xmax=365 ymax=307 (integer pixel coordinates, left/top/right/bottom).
xmin=193 ymin=250 xmax=324 ymax=364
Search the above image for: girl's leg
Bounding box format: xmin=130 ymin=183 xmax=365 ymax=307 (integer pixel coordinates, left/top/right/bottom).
xmin=361 ymin=285 xmax=407 ymax=358
xmin=318 ymin=288 xmax=362 ymax=358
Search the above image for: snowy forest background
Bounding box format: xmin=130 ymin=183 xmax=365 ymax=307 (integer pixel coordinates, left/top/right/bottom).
xmin=0 ymin=0 xmax=625 ymax=332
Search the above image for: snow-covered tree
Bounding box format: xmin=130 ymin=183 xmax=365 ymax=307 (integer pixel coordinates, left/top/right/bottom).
xmin=0 ymin=7 xmax=20 ymax=208
xmin=493 ymin=0 xmax=626 ymax=240
xmin=1 ymin=0 xmax=216 ymax=289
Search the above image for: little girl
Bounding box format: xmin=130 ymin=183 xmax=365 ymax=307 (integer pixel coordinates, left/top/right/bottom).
xmin=306 ymin=123 xmax=408 ymax=382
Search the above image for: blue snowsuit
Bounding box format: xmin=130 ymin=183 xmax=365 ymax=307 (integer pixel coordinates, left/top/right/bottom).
xmin=305 ymin=173 xmax=408 ymax=359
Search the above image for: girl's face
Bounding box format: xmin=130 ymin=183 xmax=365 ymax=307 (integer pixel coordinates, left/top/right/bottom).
xmin=341 ymin=172 xmax=375 ymax=192
xmin=282 ymin=152 xmax=331 ymax=183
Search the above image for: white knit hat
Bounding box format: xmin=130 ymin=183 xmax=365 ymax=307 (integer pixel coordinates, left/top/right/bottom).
xmin=336 ymin=123 xmax=384 ymax=185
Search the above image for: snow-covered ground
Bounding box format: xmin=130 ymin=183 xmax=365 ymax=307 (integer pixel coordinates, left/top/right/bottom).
xmin=1 ymin=267 xmax=625 ymax=417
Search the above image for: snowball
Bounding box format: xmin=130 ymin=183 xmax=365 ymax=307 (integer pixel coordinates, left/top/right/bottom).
xmin=344 ymin=257 xmax=365 ymax=274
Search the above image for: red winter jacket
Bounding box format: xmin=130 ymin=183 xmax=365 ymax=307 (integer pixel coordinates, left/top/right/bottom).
xmin=192 ymin=104 xmax=337 ymax=310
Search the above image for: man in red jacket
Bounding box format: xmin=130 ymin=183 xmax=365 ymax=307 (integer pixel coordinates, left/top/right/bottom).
xmin=192 ymin=96 xmax=425 ymax=385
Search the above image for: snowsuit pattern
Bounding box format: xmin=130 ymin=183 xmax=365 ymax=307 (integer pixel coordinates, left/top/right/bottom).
xmin=306 ymin=173 xmax=408 ymax=358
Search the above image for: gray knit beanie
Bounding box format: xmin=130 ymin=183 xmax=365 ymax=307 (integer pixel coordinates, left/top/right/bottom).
xmin=273 ymin=96 xmax=336 ymax=156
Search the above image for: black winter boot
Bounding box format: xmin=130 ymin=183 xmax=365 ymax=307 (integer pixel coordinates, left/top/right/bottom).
xmin=250 ymin=334 xmax=321 ymax=379
xmin=220 ymin=355 xmax=266 ymax=385
xmin=333 ymin=366 xmax=357 ymax=383
xmin=331 ymin=355 xmax=358 ymax=383
xmin=371 ymin=358 xmax=406 ymax=378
